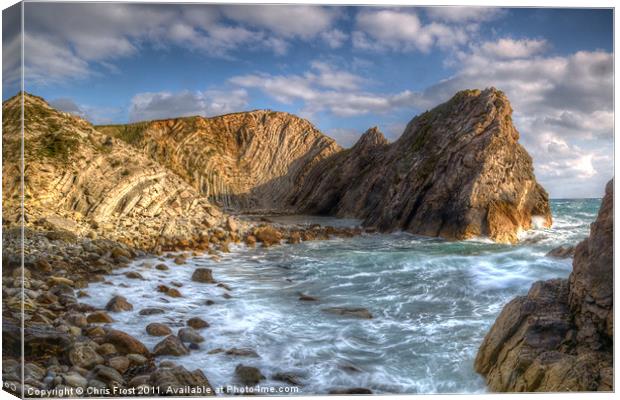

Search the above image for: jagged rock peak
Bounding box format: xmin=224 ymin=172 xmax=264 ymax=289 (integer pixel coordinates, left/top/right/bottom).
xmin=474 ymin=179 xmax=613 ymax=391
xmin=293 ymin=87 xmax=551 ymax=243
xmin=352 ymin=126 xmax=389 ymax=149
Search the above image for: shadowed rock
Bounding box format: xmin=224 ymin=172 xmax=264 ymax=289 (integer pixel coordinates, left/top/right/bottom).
xmin=475 ymin=179 xmax=613 ymax=392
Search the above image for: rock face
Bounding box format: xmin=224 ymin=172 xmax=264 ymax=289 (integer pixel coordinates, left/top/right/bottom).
xmin=2 ymin=93 xmax=226 ymax=250
xmin=293 ymin=88 xmax=551 ymax=243
xmin=475 ymin=179 xmax=613 ymax=391
xmin=4 ymin=89 xmax=550 ymax=244
xmin=97 ymin=110 xmax=341 ymax=212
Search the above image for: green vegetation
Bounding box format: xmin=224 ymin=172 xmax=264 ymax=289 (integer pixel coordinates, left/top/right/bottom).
xmin=97 ymin=122 xmax=148 ymax=145
xmin=36 ymin=131 xmax=80 ymax=161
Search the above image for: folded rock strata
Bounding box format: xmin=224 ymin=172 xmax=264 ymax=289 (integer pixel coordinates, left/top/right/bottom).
xmin=3 ymin=88 xmax=550 ymax=245
xmin=292 ymin=88 xmax=552 ymax=243
xmin=474 ymin=179 xmax=613 ymax=391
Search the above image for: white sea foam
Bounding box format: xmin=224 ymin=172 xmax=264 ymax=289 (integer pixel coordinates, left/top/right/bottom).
xmin=82 ymin=200 xmax=599 ymax=394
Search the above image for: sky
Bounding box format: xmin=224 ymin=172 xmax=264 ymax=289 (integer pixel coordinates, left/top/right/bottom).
xmin=2 ymin=3 xmax=613 ymax=198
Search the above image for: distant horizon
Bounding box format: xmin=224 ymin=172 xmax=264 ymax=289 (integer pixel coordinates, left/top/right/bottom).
xmin=2 ymin=4 xmax=612 ymax=198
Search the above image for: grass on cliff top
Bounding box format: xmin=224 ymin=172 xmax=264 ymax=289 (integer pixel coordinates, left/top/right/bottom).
xmin=96 ymin=122 xmax=150 ymax=145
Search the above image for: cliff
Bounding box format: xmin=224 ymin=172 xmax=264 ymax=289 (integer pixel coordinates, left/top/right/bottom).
xmin=3 ymin=88 xmax=551 ymax=245
xmin=293 ymin=88 xmax=552 ymax=243
xmin=474 ymin=179 xmax=613 ymax=391
xmin=97 ymin=110 xmax=341 ymax=212
xmin=2 ymin=93 xmax=227 ymax=250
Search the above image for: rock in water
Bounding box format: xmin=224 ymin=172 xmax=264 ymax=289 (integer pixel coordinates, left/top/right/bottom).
xmin=322 ymin=307 xmax=373 ymax=319
xmin=293 ymin=88 xmax=551 ymax=243
xmin=235 ymin=365 xmax=265 ymax=386
xmin=191 ymin=268 xmax=215 ymax=283
xmin=153 ymin=335 xmax=189 ymax=356
xmin=105 ymin=295 xmax=133 ymax=312
xmin=546 ymin=245 xmax=576 ymax=259
xmin=475 ymin=179 xmax=613 ymax=391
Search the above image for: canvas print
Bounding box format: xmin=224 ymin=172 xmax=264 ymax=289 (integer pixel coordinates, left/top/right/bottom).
xmin=1 ymin=1 xmax=614 ymax=398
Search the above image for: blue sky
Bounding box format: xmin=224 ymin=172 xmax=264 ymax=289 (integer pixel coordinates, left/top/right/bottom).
xmin=2 ymin=3 xmax=613 ymax=198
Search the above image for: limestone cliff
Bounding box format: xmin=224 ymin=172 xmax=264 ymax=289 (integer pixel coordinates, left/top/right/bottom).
xmin=474 ymin=179 xmax=613 ymax=391
xmin=293 ymin=88 xmax=551 ymax=243
xmin=97 ymin=110 xmax=341 ymax=212
xmin=4 ymin=88 xmax=551 ymax=246
xmin=2 ymin=93 xmax=226 ymax=250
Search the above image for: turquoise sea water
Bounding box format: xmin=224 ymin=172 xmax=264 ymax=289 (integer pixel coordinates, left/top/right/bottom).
xmin=84 ymin=199 xmax=601 ymax=394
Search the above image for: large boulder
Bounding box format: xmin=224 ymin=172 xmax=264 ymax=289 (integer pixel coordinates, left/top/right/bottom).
xmin=293 ymin=88 xmax=551 ymax=243
xmin=104 ymin=329 xmax=150 ymax=356
xmin=149 ymin=365 xmax=215 ymax=395
xmin=475 ymin=179 xmax=613 ymax=391
xmin=191 ymin=268 xmax=215 ymax=283
xmin=105 ymin=295 xmax=133 ymax=312
xmin=153 ymin=335 xmax=189 ymax=356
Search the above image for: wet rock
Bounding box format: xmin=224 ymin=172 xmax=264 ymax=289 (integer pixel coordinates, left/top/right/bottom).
xmin=323 ymin=307 xmax=373 ymax=319
xmin=328 ymin=388 xmax=373 ymax=394
xmin=174 ymin=256 xmax=186 ymax=265
xmin=107 ymin=356 xmax=130 ymax=373
xmin=153 ymin=335 xmax=189 ymax=356
xmin=299 ymin=293 xmax=318 ymax=301
xmin=222 ymin=293 xmax=232 ymax=299
xmin=87 ymin=311 xmax=114 ymax=323
xmin=96 ymin=343 xmax=117 ymax=356
xmin=146 ymin=323 xmax=172 ymax=337
xmin=546 ymin=245 xmax=576 ymax=259
xmin=157 ymin=285 xmax=182 ymax=297
xmin=125 ymin=271 xmax=144 ymax=279
xmin=127 ymin=354 xmax=147 ymax=365
xmin=254 ymin=226 xmax=283 ymax=247
xmin=178 ymin=327 xmax=205 ymax=344
xmin=105 ymin=329 xmax=150 ymax=356
xmin=128 ymin=374 xmax=151 ymax=388
xmin=245 ymin=235 xmax=257 ymax=247
xmin=475 ymin=180 xmax=614 ymax=392
xmin=139 ymin=307 xmax=166 ymax=316
xmin=272 ymin=372 xmax=302 ymax=386
xmin=205 ymin=300 xmax=216 ymax=306
xmin=69 ymin=343 xmax=104 ymax=369
xmin=92 ymin=364 xmax=125 ymax=385
xmin=235 ymin=365 xmax=265 ymax=386
xmin=225 ymin=348 xmax=259 ymax=357
xmin=149 ymin=365 xmax=215 ymax=395
xmin=187 ymin=317 xmax=209 ymax=330
xmin=155 ymin=263 xmax=169 ymax=271
xmin=191 ymin=268 xmax=215 ymax=283
xmin=62 ymin=372 xmax=88 ymax=388
xmin=105 ymin=295 xmax=133 ymax=312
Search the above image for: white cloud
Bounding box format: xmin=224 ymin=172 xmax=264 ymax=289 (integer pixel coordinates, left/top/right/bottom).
xmin=24 ymin=33 xmax=91 ymax=84
xmin=129 ymin=89 xmax=249 ymax=122
xmin=48 ymin=98 xmax=124 ymax=125
xmin=22 ymin=3 xmax=343 ymax=83
xmin=221 ymin=5 xmax=340 ymax=39
xmin=480 ymin=38 xmax=548 ymax=59
xmin=425 ymin=7 xmax=504 ymax=23
xmin=415 ymin=39 xmax=612 ymax=197
xmin=321 ymin=29 xmax=348 ymax=49
xmin=230 ymin=61 xmax=420 ymax=117
xmin=353 ymin=9 xmax=468 ymax=52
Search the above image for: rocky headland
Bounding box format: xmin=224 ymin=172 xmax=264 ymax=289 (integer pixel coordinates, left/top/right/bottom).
xmin=2 ymin=88 xmax=559 ymax=396
xmin=475 ymin=179 xmax=613 ymax=391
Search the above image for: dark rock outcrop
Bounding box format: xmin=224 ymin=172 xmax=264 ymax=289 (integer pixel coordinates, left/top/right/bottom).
xmin=475 ymin=179 xmax=613 ymax=391
xmin=293 ymin=88 xmax=551 ymax=243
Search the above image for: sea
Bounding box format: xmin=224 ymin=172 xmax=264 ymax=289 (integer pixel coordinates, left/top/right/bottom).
xmin=83 ymin=199 xmax=601 ymax=394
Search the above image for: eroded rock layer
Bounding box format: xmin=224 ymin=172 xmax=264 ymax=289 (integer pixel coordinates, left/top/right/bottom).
xmin=474 ymin=179 xmax=613 ymax=391
xmin=2 ymin=93 xmax=227 ymax=250
xmin=293 ymin=88 xmax=551 ymax=243
xmin=97 ymin=110 xmax=341 ymax=211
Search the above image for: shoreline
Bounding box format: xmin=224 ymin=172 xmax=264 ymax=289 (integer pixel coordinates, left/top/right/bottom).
xmin=1 ymin=220 xmax=372 ymax=397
